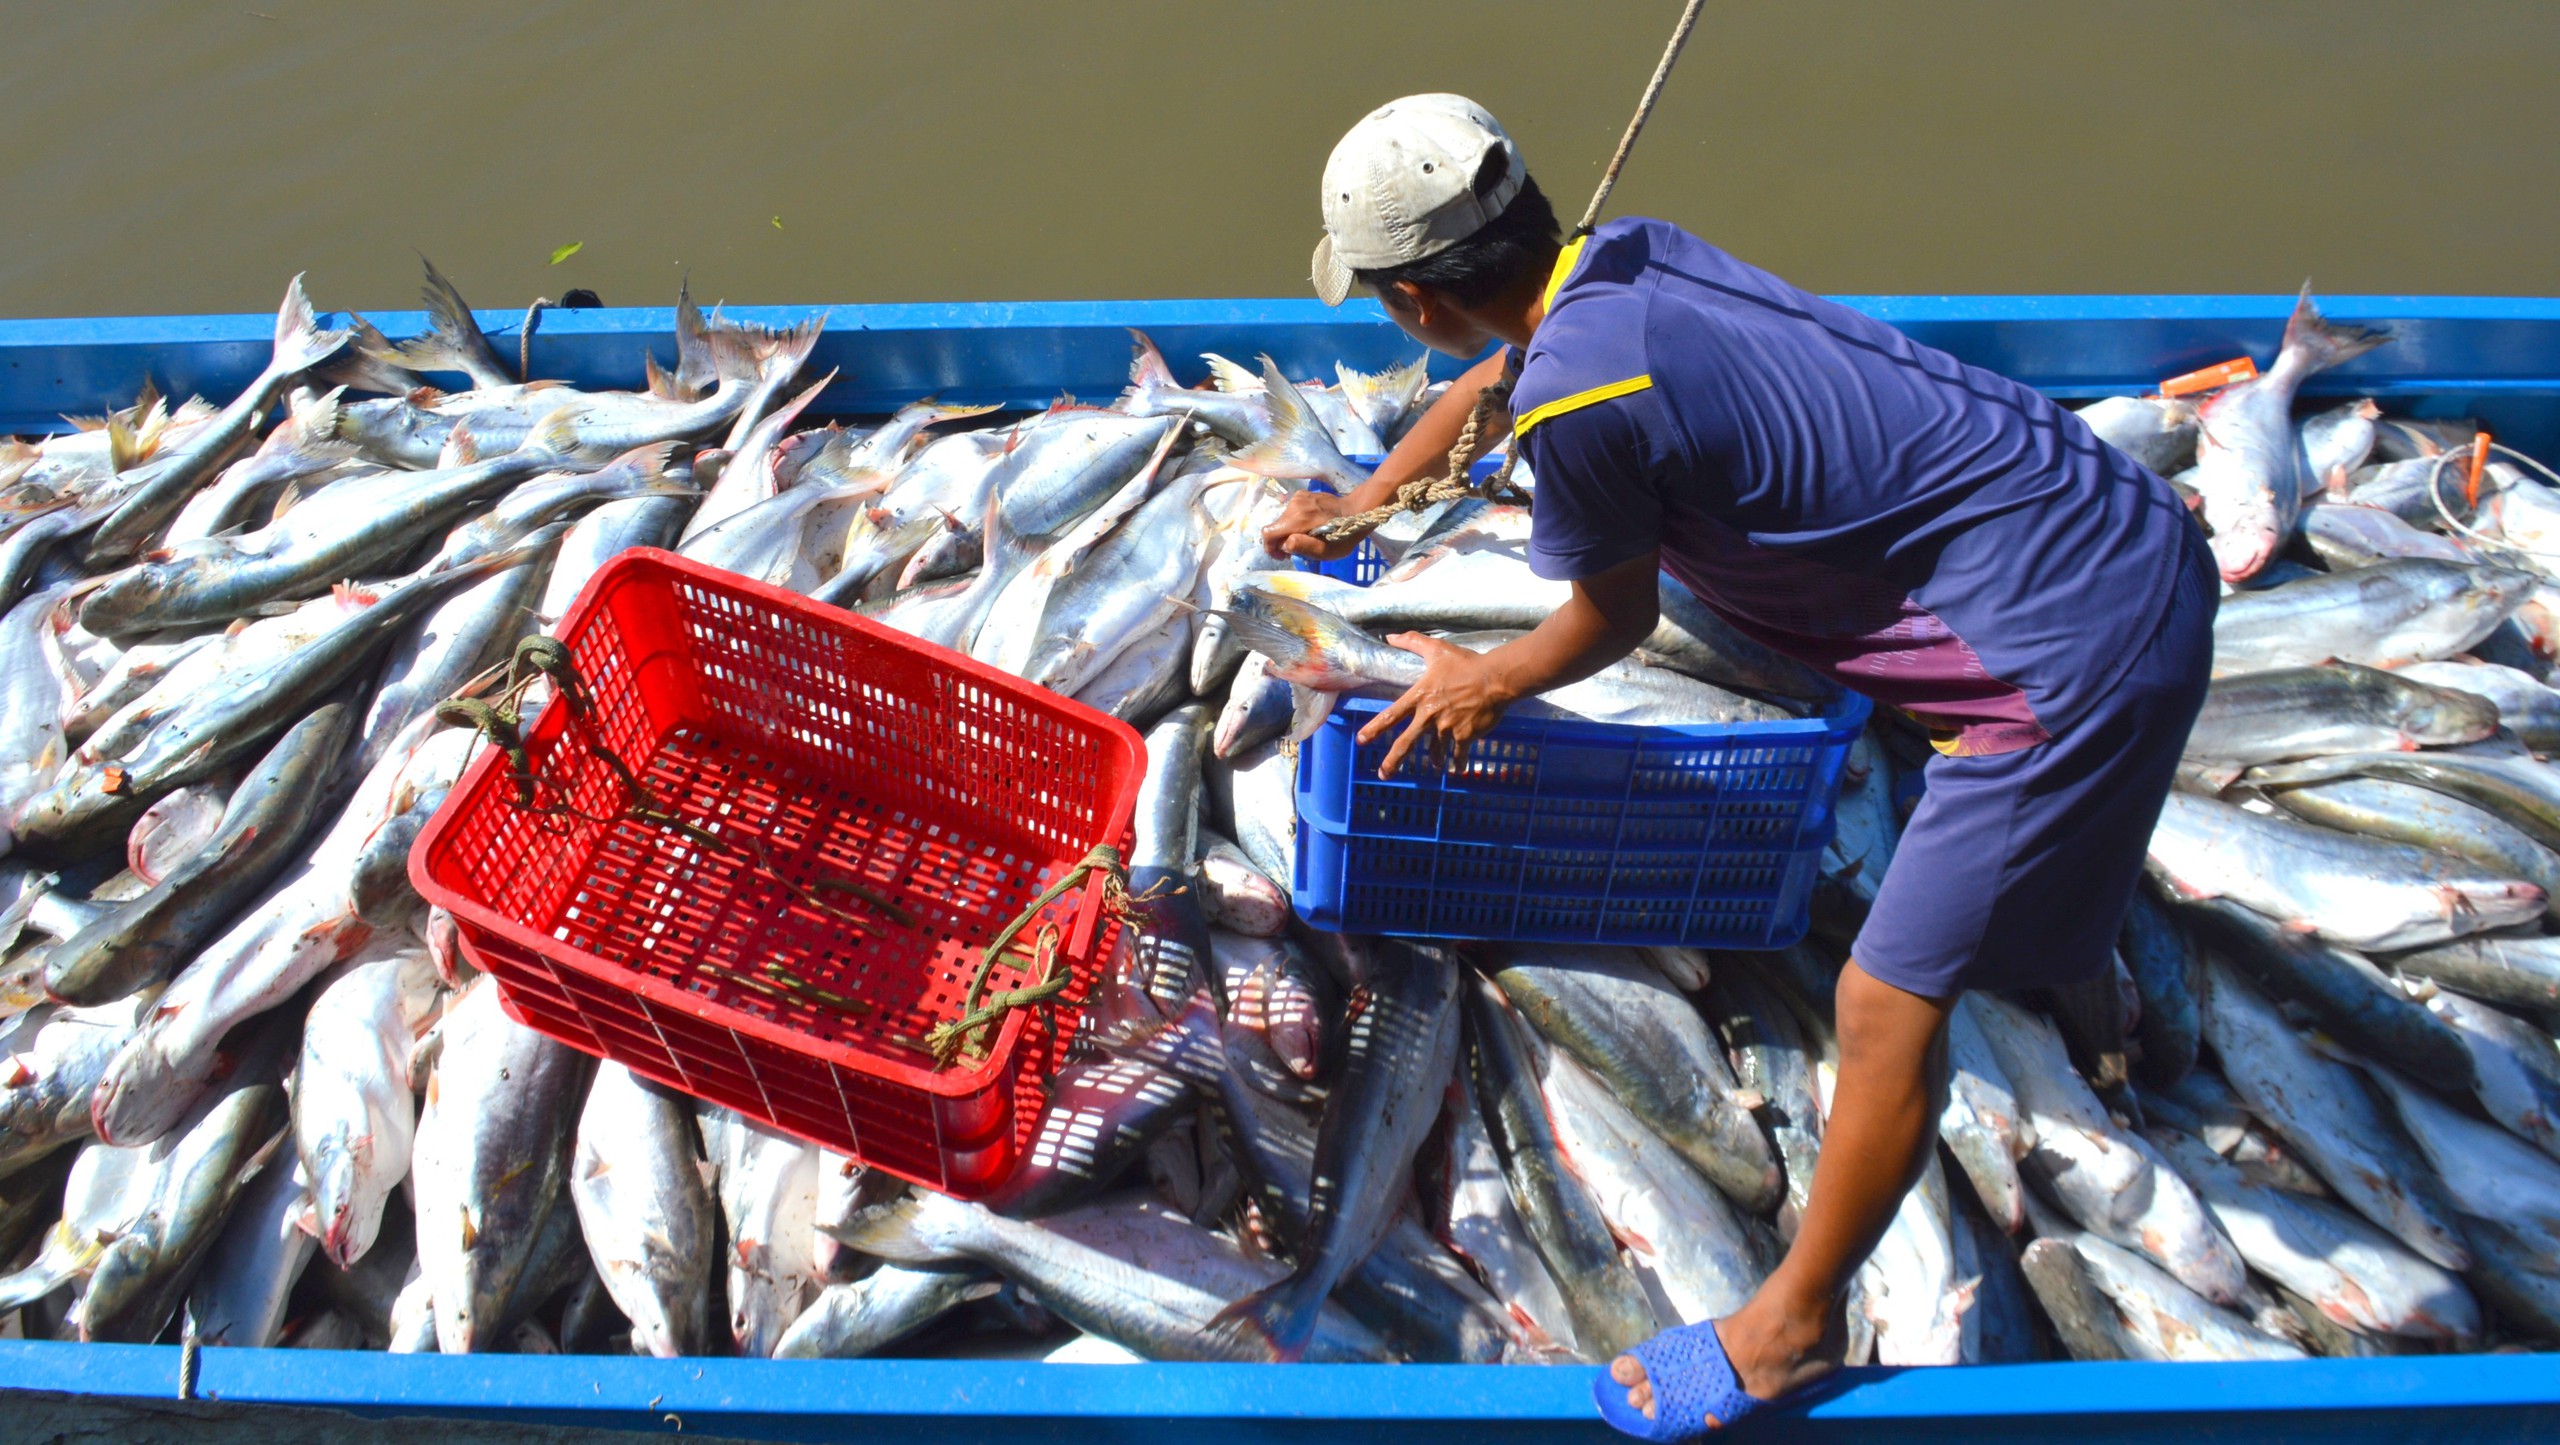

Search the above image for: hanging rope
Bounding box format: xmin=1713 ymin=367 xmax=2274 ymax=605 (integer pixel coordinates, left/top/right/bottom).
xmin=926 ymin=843 xmax=1130 ymax=1066
xmin=1576 ymin=0 xmax=1709 ymax=238
xmin=1310 ymin=0 xmax=1708 ymax=547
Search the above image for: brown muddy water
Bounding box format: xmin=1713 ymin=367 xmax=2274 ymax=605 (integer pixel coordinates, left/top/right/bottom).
xmin=2 ymin=1 xmax=2556 ymax=319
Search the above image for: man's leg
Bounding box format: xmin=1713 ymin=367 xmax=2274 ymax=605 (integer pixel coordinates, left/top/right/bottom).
xmin=1610 ymin=960 xmax=1952 ymax=1424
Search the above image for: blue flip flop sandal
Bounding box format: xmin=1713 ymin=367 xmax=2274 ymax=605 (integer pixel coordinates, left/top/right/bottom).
xmin=1593 ymin=1321 xmax=1768 ymax=1441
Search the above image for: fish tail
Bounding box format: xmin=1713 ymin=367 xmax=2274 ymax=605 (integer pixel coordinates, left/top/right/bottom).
xmin=760 ymin=369 xmax=838 ymax=442
xmin=1286 ymin=684 xmax=1337 ymax=742
xmin=272 ymin=272 xmax=353 ymax=376
xmin=1121 ymin=329 xmax=1182 ymax=412
xmin=2278 ymin=283 xmax=2390 ymax=376
xmin=389 ymin=254 xmax=515 ymax=385
xmin=664 ymin=278 xmax=720 ymax=395
xmin=1231 ymin=357 xmax=1360 ymax=488
xmin=1207 ymin=1280 xmax=1322 ymax=1363
xmin=717 ymin=312 xmax=827 ymax=391
xmin=314 ymin=313 xmax=428 ymax=397
xmin=1202 ymin=352 xmax=1262 ymax=396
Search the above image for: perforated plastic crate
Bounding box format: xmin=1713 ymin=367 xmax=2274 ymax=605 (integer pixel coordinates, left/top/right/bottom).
xmin=410 ymin=549 xmax=1145 ymax=1198
xmin=1290 ymin=647 xmax=1869 ymax=946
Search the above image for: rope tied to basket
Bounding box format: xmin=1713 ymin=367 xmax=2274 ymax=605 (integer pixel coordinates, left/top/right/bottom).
xmin=437 ymin=636 xmax=920 ymax=1018
xmin=926 ymin=842 xmax=1130 ymax=1067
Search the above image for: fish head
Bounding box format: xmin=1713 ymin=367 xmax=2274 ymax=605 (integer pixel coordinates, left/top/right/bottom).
xmin=2394 ymin=682 xmax=2501 ymax=747
xmin=2462 ymin=565 xmax=2543 ymax=619
xmin=74 ymin=559 xmax=188 ymax=640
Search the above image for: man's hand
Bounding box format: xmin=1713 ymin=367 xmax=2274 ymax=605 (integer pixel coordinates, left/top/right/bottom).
xmin=1259 ymin=488 xmax=1358 ymax=561
xmin=1357 ymin=634 xmax=1520 ymax=779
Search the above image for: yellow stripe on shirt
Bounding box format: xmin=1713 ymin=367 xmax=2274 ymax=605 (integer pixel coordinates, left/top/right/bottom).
xmin=1512 ymin=373 xmax=1654 ymax=438
xmin=1541 ymin=234 xmax=1589 ymax=315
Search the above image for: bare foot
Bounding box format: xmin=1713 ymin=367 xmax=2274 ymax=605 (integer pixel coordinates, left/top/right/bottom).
xmin=1608 ymin=1294 xmax=1844 ymax=1430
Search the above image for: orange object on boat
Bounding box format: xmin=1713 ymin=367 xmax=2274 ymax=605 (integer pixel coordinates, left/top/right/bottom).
xmin=2159 ymin=356 xmax=2259 ymax=397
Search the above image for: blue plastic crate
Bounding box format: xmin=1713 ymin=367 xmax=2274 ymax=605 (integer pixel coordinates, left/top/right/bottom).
xmin=1291 ymin=675 xmax=1869 ymax=947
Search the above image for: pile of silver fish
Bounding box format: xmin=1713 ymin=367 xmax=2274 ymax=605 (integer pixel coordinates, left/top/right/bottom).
xmin=0 ymin=266 xmax=2556 ymax=1372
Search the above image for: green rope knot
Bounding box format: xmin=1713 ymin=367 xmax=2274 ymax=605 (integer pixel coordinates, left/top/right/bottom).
xmin=926 ymin=843 xmax=1126 ymax=1067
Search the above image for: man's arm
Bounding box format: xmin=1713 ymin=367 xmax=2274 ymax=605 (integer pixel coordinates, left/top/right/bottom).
xmin=1261 ymin=349 xmax=1514 ymax=561
xmin=1358 ymin=547 xmax=1661 ymax=778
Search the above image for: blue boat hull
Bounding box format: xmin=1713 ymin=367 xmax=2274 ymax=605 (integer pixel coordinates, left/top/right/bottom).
xmin=4 ymin=294 xmax=2558 ymax=1437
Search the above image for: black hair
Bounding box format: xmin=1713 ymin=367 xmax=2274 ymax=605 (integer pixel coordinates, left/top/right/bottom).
xmin=1353 ymin=163 xmax=1562 ymax=311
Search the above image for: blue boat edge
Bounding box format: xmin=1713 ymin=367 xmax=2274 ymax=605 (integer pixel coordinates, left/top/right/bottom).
xmin=6 ymin=295 xmax=2559 ymax=1435
xmin=4 ymin=1340 xmax=2557 ymax=1442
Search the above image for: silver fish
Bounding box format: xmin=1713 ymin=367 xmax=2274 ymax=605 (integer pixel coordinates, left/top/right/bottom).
xmin=2427 ymin=990 xmax=2560 ymax=1162
xmin=681 ymin=370 xmax=839 ymax=543
xmin=2361 ymin=1062 xmax=2560 ymax=1261
xmin=44 ymin=699 xmax=353 ymax=1006
xmin=1939 ymin=995 xmax=2028 ymax=1234
xmin=1197 ymin=831 xmax=1289 ymax=938
xmin=2181 ymin=663 xmax=2496 ymax=779
xmin=1213 ymin=648 xmax=1293 ymax=762
xmin=774 ymin=1264 xmax=996 ymax=1360
xmin=85 ymin=277 xmax=352 ymax=565
xmin=2300 ymin=501 xmax=2475 ymax=570
xmin=180 ymin=1150 xmax=316 ymax=1349
xmin=2400 ymin=660 xmax=2560 ymax=753
xmin=2146 ymin=790 xmax=2543 ymax=952
xmin=2075 ymin=395 xmax=2198 ymax=477
xmin=78 ymin=412 xmax=592 ymax=639
xmin=0 ymin=992 xmax=150 ymax=1180
xmin=702 ymin=1104 xmax=822 ymax=1358
xmin=1851 ymin=1149 xmax=1969 ymax=1366
xmin=413 ymin=976 xmax=590 ymax=1354
xmin=2266 ymin=776 xmax=2560 ymax=924
xmin=1541 ymin=1035 xmax=1761 ymax=1330
xmin=1118 ymin=337 xmax=1274 ymax=448
xmin=2044 ymin=1226 xmax=2305 ymax=1362
xmin=2197 ymin=958 xmax=2472 ymax=1270
xmin=2142 ymin=1124 xmax=2477 ymax=1342
xmin=1429 ymin=1074 xmax=1583 ymax=1360
xmin=839 ymin=1188 xmax=1392 ymax=1363
xmin=2385 ymin=929 xmax=2560 ymax=1020
xmin=70 ymin=1007 xmax=293 ymax=1343
xmin=2173 ymin=896 xmax=2477 ymax=1089
xmin=1071 ymin=607 xmax=1193 ymax=725
xmin=535 ymin=493 xmax=694 ymax=630
xmin=809 ymin=428 xmax=1006 ymax=606
xmin=1492 ymin=943 xmax=1780 ymax=1213
xmin=569 ymin=1063 xmax=717 ymax=1357
xmin=2302 ymin=399 xmax=2384 ymax=494
xmin=1214 ymin=937 xmax=1462 ymax=1361
xmin=1020 ymin=468 xmax=1220 ymax=695
xmin=1964 ymin=993 xmax=2245 ymax=1303
xmin=162 ymin=388 xmax=366 ymax=548
xmin=1462 ymin=971 xmax=1658 ymax=1360
xmin=294 ymin=940 xmax=442 ymax=1268
xmin=2190 ymin=287 xmax=2388 ymax=581
xmin=88 ymin=725 xmax=476 ymax=1146
xmin=2210 ymin=559 xmax=2536 ymax=676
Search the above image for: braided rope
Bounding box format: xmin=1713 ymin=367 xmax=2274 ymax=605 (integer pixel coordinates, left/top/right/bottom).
xmin=1310 ymin=0 xmax=1706 ymax=546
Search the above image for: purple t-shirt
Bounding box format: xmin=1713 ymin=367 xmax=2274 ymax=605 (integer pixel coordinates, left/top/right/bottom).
xmin=1513 ymin=219 xmax=2192 ymax=755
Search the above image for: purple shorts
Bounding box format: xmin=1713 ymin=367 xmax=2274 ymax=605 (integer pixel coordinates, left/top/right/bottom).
xmin=1853 ymin=527 xmax=2217 ymax=999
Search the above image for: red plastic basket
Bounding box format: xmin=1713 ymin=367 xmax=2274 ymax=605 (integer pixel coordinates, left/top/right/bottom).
xmin=408 ymin=548 xmax=1145 ymax=1198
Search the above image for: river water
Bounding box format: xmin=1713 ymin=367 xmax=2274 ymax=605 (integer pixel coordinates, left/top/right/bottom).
xmin=3 ymin=1 xmax=2554 ymax=319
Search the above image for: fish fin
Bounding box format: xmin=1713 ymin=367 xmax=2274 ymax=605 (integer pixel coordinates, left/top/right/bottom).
xmin=438 ymin=421 xmax=481 ymax=469
xmin=515 ymin=409 xmax=580 ymax=463
xmin=314 ymin=313 xmax=428 ymax=396
xmin=1123 ymin=329 xmax=1180 ymax=404
xmin=1206 ymin=1280 xmax=1321 ymax=1363
xmin=1213 ymin=599 xmax=1319 ymax=675
xmin=390 ymin=253 xmax=516 ymax=386
xmin=104 ymin=407 xmax=144 ymax=475
xmin=1231 ymin=357 xmax=1361 ymax=488
xmin=642 ymin=349 xmax=691 ymax=401
xmin=672 ymin=277 xmax=720 ymax=394
xmin=271 ymin=272 xmax=353 ymax=376
xmin=2278 ymin=283 xmax=2391 ymax=376
xmin=711 ymin=312 xmax=827 ymax=391
xmin=828 ymin=1193 xmax=963 ymax=1265
xmin=1201 ymin=353 xmax=1263 ymax=395
xmin=761 ymin=370 xmax=838 ymax=446
xmin=1286 ymin=684 xmax=1336 ymax=742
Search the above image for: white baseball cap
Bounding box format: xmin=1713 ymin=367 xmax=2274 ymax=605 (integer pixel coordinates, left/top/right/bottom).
xmin=1311 ymin=94 xmax=1526 ymax=306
